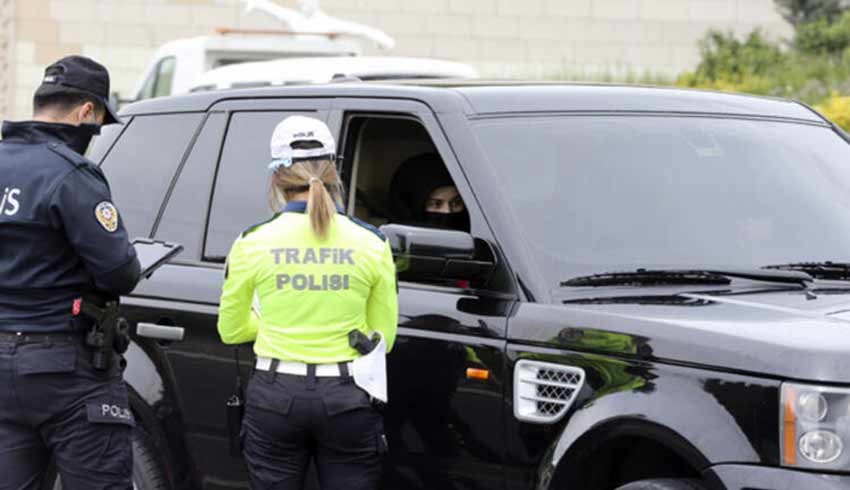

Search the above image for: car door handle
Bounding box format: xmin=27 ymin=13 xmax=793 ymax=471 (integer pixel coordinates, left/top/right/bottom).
xmin=137 ymin=323 xmax=185 ymax=341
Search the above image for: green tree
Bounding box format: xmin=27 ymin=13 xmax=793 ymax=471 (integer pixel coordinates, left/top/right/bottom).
xmin=794 ymin=10 xmax=850 ymax=53
xmin=670 ymin=1 xmax=850 ymax=128
xmin=678 ymin=30 xmax=784 ymax=85
xmin=775 ymin=0 xmax=850 ymax=26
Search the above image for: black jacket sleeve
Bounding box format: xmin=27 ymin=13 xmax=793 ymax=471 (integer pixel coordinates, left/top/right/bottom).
xmin=49 ymin=166 xmax=141 ymax=295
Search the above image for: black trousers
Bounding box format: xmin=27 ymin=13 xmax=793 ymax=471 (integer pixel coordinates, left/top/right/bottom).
xmin=242 ymin=367 xmax=387 ymax=490
xmin=0 ymin=339 xmax=133 ymax=490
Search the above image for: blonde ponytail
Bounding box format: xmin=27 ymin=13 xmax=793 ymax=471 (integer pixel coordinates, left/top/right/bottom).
xmin=269 ymin=159 xmax=344 ymax=240
xmin=306 ymin=172 xmax=336 ymax=239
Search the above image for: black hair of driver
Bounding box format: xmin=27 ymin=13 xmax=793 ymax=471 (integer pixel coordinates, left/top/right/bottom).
xmin=389 ymin=152 xmax=456 ymax=223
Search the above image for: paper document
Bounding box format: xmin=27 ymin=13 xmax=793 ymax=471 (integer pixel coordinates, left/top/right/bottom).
xmin=351 ymin=333 xmax=388 ymax=403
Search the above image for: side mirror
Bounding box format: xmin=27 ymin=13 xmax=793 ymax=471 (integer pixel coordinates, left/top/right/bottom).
xmin=378 ymin=224 xmax=496 ymax=284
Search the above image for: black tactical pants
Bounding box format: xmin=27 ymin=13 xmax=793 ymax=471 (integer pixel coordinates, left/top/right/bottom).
xmin=0 ymin=338 xmax=133 ymax=490
xmin=242 ymin=367 xmax=387 ymax=490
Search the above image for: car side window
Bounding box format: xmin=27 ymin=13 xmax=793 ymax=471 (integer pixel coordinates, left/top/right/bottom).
xmin=204 ymin=111 xmax=326 ymax=261
xmin=340 ymin=115 xmax=469 ymax=233
xmin=88 ymin=119 xmax=129 ymax=164
xmin=154 ymin=113 xmax=227 ymax=260
xmin=100 ymin=113 xmax=204 ymax=238
xmin=338 ymin=114 xmax=497 ymax=292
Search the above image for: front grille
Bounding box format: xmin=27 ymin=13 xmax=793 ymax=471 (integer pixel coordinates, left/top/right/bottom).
xmin=514 ymin=360 xmax=585 ymax=423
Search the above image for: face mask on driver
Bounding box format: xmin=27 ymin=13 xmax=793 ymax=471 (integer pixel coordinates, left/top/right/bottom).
xmin=422 ymin=211 xmax=470 ymax=231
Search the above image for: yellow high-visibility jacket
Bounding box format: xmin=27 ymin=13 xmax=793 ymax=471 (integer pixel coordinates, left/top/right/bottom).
xmin=217 ymin=201 xmax=398 ymax=364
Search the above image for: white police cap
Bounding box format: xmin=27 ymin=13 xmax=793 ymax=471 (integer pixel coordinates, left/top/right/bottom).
xmin=269 ymin=115 xmax=336 ymax=171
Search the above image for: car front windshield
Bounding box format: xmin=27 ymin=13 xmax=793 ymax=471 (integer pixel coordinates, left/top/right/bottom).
xmin=473 ymin=115 xmax=850 ymax=288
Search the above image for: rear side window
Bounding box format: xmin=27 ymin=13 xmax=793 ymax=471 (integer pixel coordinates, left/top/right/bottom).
xmin=154 ymin=113 xmax=227 ymax=260
xmin=101 ymin=113 xmax=204 ymax=238
xmin=88 ymin=120 xmax=127 ymax=164
xmin=204 ymin=111 xmax=326 ymax=260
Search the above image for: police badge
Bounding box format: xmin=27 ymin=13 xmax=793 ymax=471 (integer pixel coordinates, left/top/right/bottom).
xmin=95 ymin=201 xmax=118 ymax=232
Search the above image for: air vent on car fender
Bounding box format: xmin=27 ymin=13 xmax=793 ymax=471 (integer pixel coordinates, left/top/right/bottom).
xmin=513 ymin=360 xmax=585 ymax=424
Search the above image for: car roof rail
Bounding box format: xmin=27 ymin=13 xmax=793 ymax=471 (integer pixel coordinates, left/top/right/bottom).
xmin=331 ymin=73 xmax=363 ymax=83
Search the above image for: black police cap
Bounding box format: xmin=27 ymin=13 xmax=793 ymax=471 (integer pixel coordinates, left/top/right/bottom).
xmin=35 ymin=55 xmax=122 ymax=125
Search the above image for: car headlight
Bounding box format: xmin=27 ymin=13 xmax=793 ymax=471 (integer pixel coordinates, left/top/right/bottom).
xmin=781 ymin=383 xmax=850 ymax=470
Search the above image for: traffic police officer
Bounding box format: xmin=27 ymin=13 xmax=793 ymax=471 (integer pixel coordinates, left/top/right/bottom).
xmin=0 ymin=56 xmax=141 ymax=490
xmin=218 ymin=116 xmax=398 ymax=490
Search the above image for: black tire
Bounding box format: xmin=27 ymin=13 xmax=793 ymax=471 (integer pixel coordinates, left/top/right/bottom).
xmin=614 ymin=479 xmax=708 ymax=490
xmin=131 ymin=428 xmax=169 ymax=490
xmin=49 ymin=427 xmax=169 ymax=490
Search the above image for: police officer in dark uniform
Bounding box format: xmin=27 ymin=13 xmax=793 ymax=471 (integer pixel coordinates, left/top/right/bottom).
xmin=0 ymin=56 xmax=141 ymax=490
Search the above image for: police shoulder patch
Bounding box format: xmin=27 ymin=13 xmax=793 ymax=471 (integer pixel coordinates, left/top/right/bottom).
xmin=95 ymin=201 xmax=119 ymax=232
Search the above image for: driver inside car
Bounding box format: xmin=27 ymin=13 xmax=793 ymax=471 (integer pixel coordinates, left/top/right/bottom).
xmin=388 ymin=152 xmax=470 ymax=232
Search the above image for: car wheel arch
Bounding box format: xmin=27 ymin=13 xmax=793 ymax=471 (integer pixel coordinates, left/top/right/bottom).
xmin=541 ymin=418 xmax=719 ymax=490
xmin=527 ymin=362 xmax=765 ymax=488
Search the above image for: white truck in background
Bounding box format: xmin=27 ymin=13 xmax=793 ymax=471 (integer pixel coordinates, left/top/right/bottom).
xmin=128 ymin=0 xmax=476 ymax=103
xmin=189 ymin=56 xmax=478 ymax=92
xmin=131 ymin=32 xmax=361 ymax=101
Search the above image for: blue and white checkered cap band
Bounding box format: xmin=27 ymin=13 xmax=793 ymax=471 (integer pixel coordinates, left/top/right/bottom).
xmin=268 ymin=157 xmax=293 ymax=171
xmin=268 ymin=152 xmax=335 ymax=171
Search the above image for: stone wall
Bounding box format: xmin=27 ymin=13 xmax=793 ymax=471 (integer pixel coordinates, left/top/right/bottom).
xmin=4 ymin=0 xmax=793 ymax=120
xmin=0 ymin=0 xmax=14 ymax=118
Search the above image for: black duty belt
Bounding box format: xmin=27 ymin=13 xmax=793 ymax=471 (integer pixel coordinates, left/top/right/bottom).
xmin=0 ymin=331 xmax=84 ymax=344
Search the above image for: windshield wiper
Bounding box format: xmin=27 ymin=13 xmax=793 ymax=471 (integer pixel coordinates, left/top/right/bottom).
xmin=763 ymin=261 xmax=850 ymax=280
xmin=563 ymin=294 xmax=716 ymax=306
xmin=561 ymin=268 xmax=811 ymax=288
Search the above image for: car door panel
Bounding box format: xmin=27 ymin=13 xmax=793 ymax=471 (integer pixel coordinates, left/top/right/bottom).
xmin=385 ymin=287 xmax=509 ymax=490
xmin=331 ymin=98 xmax=514 ymax=490
xmin=130 ymin=267 xmax=251 ymax=489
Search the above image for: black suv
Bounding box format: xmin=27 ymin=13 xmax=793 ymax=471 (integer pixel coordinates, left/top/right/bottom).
xmin=83 ymin=82 xmax=850 ymax=490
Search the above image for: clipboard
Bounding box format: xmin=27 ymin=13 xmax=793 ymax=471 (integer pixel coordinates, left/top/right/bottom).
xmin=132 ymin=238 xmax=183 ymax=278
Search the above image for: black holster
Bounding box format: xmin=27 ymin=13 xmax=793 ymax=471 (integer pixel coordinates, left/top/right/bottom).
xmin=348 ymin=329 xmax=379 ymax=355
xmin=74 ymin=295 xmax=130 ymax=371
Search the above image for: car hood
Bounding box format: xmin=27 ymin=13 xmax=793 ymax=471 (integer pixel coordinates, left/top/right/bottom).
xmin=510 ymin=286 xmax=850 ymax=383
